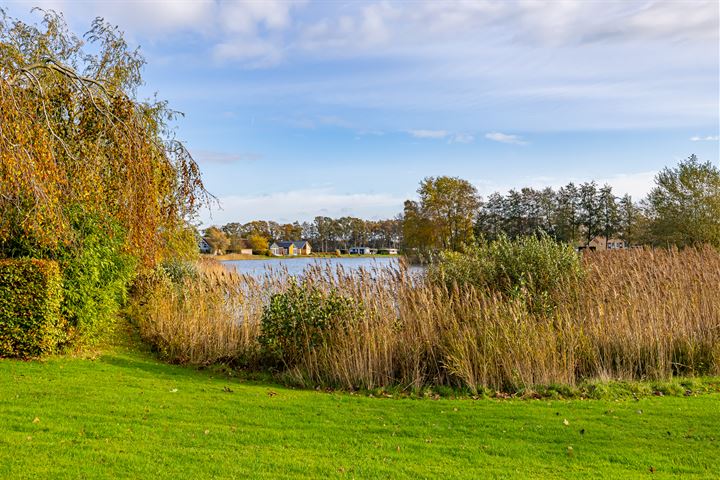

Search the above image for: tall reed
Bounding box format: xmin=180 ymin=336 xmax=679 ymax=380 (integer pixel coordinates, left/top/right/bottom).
xmin=132 ymin=247 xmax=720 ymax=392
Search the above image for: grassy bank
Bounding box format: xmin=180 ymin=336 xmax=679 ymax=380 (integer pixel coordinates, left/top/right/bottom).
xmin=1 ymin=333 xmax=719 ymax=479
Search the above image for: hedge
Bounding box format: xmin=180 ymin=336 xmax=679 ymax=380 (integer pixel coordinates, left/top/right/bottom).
xmin=0 ymin=258 xmax=65 ymax=357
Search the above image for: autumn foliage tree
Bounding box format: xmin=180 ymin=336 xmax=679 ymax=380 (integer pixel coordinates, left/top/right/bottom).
xmin=403 ymin=177 xmax=480 ymax=253
xmin=0 ymin=10 xmax=210 ymax=343
xmin=0 ymin=10 xmax=209 ymax=266
xmin=203 ymin=227 xmax=229 ymax=255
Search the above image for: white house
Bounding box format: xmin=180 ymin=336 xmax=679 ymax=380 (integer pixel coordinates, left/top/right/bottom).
xmin=198 ymin=237 xmax=212 ymax=254
xmin=349 ymin=246 xmax=372 ymax=255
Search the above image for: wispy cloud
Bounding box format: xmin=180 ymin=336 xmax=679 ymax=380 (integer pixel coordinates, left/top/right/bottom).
xmin=192 ymin=149 xmax=264 ymax=164
xmin=202 ymin=188 xmax=405 ymax=225
xmin=449 ymin=133 xmax=474 ymax=144
xmin=407 ymin=129 xmax=448 ymax=139
xmin=473 ymin=171 xmax=657 ymax=201
xmin=407 ymin=130 xmax=474 ymax=143
xmin=12 ymin=1 xmax=715 ymax=130
xmin=690 ymin=135 xmax=719 ymax=141
xmin=484 ymin=132 xmax=527 ymax=145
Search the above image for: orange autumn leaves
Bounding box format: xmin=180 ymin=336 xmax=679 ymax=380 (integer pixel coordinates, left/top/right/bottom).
xmin=0 ymin=12 xmax=209 ymax=266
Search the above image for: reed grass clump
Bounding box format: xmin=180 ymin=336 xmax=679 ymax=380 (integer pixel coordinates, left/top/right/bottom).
xmin=132 ymin=246 xmax=720 ymax=393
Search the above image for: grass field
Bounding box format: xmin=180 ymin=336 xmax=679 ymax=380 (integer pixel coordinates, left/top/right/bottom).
xmin=1 ymin=332 xmax=719 ymax=479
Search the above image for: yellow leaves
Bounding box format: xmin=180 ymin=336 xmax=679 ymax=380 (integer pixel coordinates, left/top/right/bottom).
xmin=1 ymin=69 xmax=208 ymax=265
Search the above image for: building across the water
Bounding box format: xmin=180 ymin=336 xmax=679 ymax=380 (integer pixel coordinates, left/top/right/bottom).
xmin=269 ymin=240 xmax=312 ymax=256
xmin=578 ymin=236 xmax=627 ymax=252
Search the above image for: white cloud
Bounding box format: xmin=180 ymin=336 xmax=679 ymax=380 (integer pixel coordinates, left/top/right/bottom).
xmin=406 ymin=130 xmax=473 ymax=143
xmin=191 ymin=149 xmax=263 ymax=164
xmin=449 ymin=133 xmax=474 ymax=144
xmin=8 ymin=1 xmax=716 ymax=129
xmin=596 ymin=171 xmax=657 ymax=200
xmin=407 ymin=129 xmax=448 ymax=139
xmin=18 ymin=0 xmax=217 ymax=36
xmin=690 ymin=135 xmax=720 ymax=141
xmin=8 ymin=0 xmax=304 ymax=67
xmin=484 ymin=132 xmax=527 ymax=145
xmin=200 ymin=188 xmax=405 ymax=226
xmin=213 ymin=38 xmax=284 ymax=67
xmin=219 ymin=0 xmax=301 ymax=35
xmin=297 ymin=0 xmax=718 ymax=57
xmin=473 ymin=171 xmax=657 ymax=201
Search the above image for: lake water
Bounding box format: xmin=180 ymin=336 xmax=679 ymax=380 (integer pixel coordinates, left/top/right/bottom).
xmin=222 ymin=256 xmax=419 ymax=277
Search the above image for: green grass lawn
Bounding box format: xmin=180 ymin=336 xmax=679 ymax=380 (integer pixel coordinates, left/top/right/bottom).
xmin=1 ymin=337 xmax=718 ymax=479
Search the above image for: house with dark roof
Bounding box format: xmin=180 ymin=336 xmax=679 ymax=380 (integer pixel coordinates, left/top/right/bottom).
xmin=229 ymin=238 xmax=254 ymax=255
xmin=578 ymin=235 xmax=627 ymax=252
xmin=269 ymin=240 xmax=312 ymax=256
xmin=198 ymin=237 xmax=212 ymax=254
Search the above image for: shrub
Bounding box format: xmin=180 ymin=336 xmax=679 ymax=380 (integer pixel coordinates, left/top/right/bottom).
xmin=0 ymin=210 xmax=135 ymax=345
xmin=259 ymin=280 xmax=362 ymax=368
xmin=0 ymin=259 xmax=65 ymax=357
xmin=430 ymin=234 xmax=584 ymax=312
xmin=159 ymin=259 xmax=198 ymax=285
xmin=57 ymin=212 xmax=136 ymax=344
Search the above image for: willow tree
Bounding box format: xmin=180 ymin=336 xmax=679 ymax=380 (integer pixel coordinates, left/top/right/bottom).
xmin=0 ymin=10 xmax=211 ymax=342
xmin=0 ymin=10 xmax=210 ymax=266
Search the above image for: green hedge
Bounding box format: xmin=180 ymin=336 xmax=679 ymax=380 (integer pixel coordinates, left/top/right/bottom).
xmin=0 ymin=258 xmax=65 ymax=357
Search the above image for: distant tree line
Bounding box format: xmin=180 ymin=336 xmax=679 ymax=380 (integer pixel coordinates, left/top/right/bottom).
xmin=475 ymin=182 xmax=638 ymax=246
xmin=203 ymin=155 xmax=718 ymax=255
xmin=204 ymin=217 xmax=402 ymax=254
xmin=403 ymin=155 xmax=720 ymax=253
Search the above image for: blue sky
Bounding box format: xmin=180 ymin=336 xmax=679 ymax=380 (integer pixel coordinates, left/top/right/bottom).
xmin=6 ymin=0 xmax=719 ymax=226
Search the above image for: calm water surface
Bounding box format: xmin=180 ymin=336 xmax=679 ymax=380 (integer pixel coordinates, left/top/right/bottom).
xmin=222 ymin=256 xmax=421 ymax=277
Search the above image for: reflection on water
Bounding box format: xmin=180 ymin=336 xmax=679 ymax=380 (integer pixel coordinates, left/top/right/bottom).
xmin=222 ymin=256 xmax=422 ymax=277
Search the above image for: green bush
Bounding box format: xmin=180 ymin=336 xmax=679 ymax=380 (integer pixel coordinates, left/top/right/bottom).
xmin=259 ymin=281 xmax=362 ymax=367
xmin=3 ymin=208 xmax=137 ymax=345
xmin=430 ymin=234 xmax=584 ymax=312
xmin=159 ymin=259 xmax=198 ymax=285
xmin=0 ymin=259 xmax=65 ymax=357
xmin=58 ymin=211 xmax=136 ymax=343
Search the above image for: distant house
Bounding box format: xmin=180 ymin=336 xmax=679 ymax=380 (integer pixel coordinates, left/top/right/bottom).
xmin=269 ymin=240 xmax=312 ymax=256
xmin=349 ymin=246 xmax=372 ymax=255
xmin=579 ymin=236 xmax=627 ymax=252
xmin=198 ymin=237 xmax=212 ymax=254
xmin=230 ymin=238 xmax=254 ymax=255
xmin=378 ymin=248 xmax=399 ymax=255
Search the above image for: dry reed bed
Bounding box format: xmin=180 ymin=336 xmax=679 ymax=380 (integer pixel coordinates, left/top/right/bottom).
xmin=133 ymin=248 xmax=720 ymax=392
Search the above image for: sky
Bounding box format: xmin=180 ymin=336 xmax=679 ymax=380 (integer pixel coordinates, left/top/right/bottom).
xmin=5 ymin=0 xmax=720 ymax=226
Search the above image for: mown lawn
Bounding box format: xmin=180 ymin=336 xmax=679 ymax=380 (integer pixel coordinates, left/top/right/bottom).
xmin=1 ymin=341 xmax=718 ymax=479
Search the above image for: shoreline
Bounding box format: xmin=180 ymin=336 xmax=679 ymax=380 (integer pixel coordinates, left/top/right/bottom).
xmin=204 ymin=253 xmax=403 ymax=261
